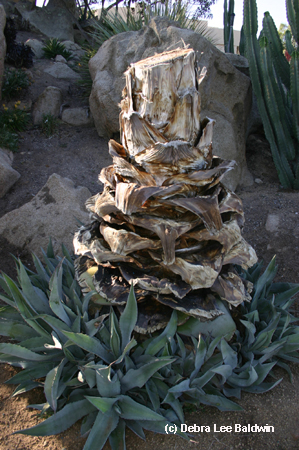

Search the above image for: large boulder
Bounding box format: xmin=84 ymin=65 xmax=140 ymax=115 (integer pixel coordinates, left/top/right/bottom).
xmin=43 ymin=62 xmax=80 ymax=80
xmin=0 ymin=173 xmax=91 ymax=258
xmin=32 ymin=86 xmax=62 ymax=125
xmin=14 ymin=3 xmax=75 ymax=42
xmin=0 ymin=4 xmax=6 ymax=101
xmin=0 ymin=148 xmax=20 ymax=198
xmin=89 ymin=17 xmax=253 ymax=190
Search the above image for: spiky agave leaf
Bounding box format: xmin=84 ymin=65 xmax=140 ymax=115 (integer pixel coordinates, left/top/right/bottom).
xmin=1 ymin=246 xmax=299 ymax=450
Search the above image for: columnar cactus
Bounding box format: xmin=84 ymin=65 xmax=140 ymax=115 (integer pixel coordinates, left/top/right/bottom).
xmin=224 ymin=0 xmax=235 ymax=53
xmin=74 ymin=48 xmax=257 ymax=334
xmin=243 ymin=0 xmax=299 ymax=189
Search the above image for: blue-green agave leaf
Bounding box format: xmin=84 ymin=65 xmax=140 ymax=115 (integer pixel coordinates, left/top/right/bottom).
xmin=118 ymin=395 xmax=165 ymax=421
xmin=96 ymin=367 xmax=121 ymax=397
xmin=14 ymin=399 xmax=96 ymax=436
xmin=121 ymin=357 xmax=173 ymax=393
xmin=119 ymin=283 xmax=137 ymax=352
xmin=44 ymin=358 xmax=67 ymax=412
xmin=85 ymin=396 xmax=119 ymax=413
xmin=83 ymin=409 xmax=119 ymax=450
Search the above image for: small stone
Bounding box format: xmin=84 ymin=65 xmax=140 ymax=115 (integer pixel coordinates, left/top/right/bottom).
xmin=265 ymin=214 xmax=280 ymax=233
xmin=32 ymin=86 xmax=62 ymax=125
xmin=55 ymin=54 xmax=67 ymax=63
xmin=255 ymin=178 xmax=263 ymax=184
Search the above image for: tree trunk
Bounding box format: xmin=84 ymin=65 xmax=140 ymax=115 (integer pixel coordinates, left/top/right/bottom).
xmin=74 ymin=48 xmax=257 ymax=334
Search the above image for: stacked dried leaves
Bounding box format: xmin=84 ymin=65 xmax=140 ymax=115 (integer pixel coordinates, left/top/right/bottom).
xmin=74 ymin=48 xmax=257 ymax=333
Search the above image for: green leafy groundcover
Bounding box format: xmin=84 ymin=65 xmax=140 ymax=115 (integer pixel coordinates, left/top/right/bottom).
xmin=1 ymin=241 xmax=299 ymax=449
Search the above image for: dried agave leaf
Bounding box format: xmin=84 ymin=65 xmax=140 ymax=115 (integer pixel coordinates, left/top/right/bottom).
xmin=100 ymin=222 xmax=160 ymax=255
xmin=223 ymin=238 xmax=258 ymax=269
xmin=150 ymin=251 xmax=223 ymax=290
xmin=108 ymin=139 xmax=128 ymax=158
xmin=156 ymin=292 xmax=223 ymax=320
xmin=187 ymin=218 xmax=242 ymax=254
xmin=162 ymin=90 xmax=201 ymax=143
xmin=163 ymin=158 xmax=235 ymax=187
xmin=196 ymin=118 xmax=215 ymax=164
xmin=120 ymin=111 xmax=167 ymax=156
xmin=130 ymin=298 xmax=173 ymax=334
xmin=134 ymin=141 xmax=207 ymax=178
xmin=168 ymin=186 xmax=222 ymax=234
xmin=115 ymin=182 xmax=164 ymax=215
xmin=89 ymin=239 xmax=141 ymax=266
xmin=98 ymin=165 xmax=117 ymax=189
xmin=86 ymin=188 xmax=119 ymax=217
xmin=113 ymin=156 xmax=156 ymax=186
xmin=119 ymin=265 xmax=191 ymax=299
xmin=125 ymin=215 xmax=199 ymax=265
xmin=212 ymin=271 xmax=252 ymax=306
xmin=219 ymin=188 xmax=244 ymax=220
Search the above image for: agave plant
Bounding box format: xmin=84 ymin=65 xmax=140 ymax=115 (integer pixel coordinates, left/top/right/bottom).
xmin=74 ymin=47 xmax=257 ymax=334
xmin=1 ymin=242 xmax=299 ymax=449
xmin=91 ymin=1 xmax=213 ymax=47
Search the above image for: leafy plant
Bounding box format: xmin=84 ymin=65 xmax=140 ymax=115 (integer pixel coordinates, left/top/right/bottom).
xmin=0 ymin=128 xmax=19 ymax=152
xmin=42 ymin=39 xmax=73 ymax=61
xmin=92 ymin=1 xmax=214 ymax=48
xmin=76 ymin=47 xmax=98 ymax=97
xmin=0 ymin=242 xmax=299 ymax=449
xmin=41 ymin=114 xmax=58 ymax=137
xmin=1 ymin=69 xmax=30 ymax=101
xmin=0 ymin=103 xmax=29 ymax=132
xmin=243 ymin=0 xmax=299 ymax=189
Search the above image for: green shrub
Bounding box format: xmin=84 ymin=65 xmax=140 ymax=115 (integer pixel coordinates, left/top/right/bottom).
xmin=40 ymin=113 xmax=58 ymax=137
xmin=0 ymin=241 xmax=299 ymax=449
xmin=1 ymin=68 xmax=30 ymax=101
xmin=42 ymin=38 xmax=72 ymax=61
xmin=0 ymin=103 xmax=29 ymax=132
xmin=0 ymin=128 xmax=19 ymax=151
xmin=76 ymin=47 xmax=98 ymax=97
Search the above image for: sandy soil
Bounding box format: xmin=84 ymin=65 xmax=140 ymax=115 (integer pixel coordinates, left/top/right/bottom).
xmin=0 ymin=30 xmax=299 ymax=450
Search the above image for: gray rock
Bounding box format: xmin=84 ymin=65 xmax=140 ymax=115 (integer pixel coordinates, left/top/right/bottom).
xmin=61 ymin=40 xmax=85 ymax=60
xmin=0 ymin=174 xmax=91 ymax=257
xmin=225 ymin=53 xmax=250 ymax=77
xmin=265 ymin=214 xmax=280 ymax=233
xmin=89 ymin=17 xmax=252 ymax=190
xmin=55 ymin=54 xmax=67 ymax=63
xmin=0 ymin=148 xmax=21 ymax=198
xmin=0 ymin=5 xmax=6 ymax=101
xmin=14 ymin=3 xmax=75 ymax=42
xmin=32 ymin=86 xmax=62 ymax=125
xmin=61 ymin=107 xmax=94 ymax=127
xmin=43 ymin=62 xmax=80 ymax=80
xmin=25 ymin=39 xmax=44 ymax=59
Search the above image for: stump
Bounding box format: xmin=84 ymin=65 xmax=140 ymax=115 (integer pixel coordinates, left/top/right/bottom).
xmin=74 ymin=48 xmax=257 ymax=334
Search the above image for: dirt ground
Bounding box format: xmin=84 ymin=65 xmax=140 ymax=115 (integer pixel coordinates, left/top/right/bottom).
xmin=0 ymin=30 xmax=299 ymax=450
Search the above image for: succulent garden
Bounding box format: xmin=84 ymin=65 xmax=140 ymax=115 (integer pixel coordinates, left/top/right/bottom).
xmin=0 ymin=0 xmax=299 ymax=450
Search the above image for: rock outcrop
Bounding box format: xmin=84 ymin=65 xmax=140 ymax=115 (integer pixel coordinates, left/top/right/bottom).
xmin=0 ymin=149 xmax=20 ymax=198
xmin=0 ymin=174 xmax=91 ymax=257
xmin=89 ymin=17 xmax=252 ymax=190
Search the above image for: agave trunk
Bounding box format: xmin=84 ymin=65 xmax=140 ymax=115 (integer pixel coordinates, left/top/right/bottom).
xmin=74 ymin=48 xmax=257 ymax=334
